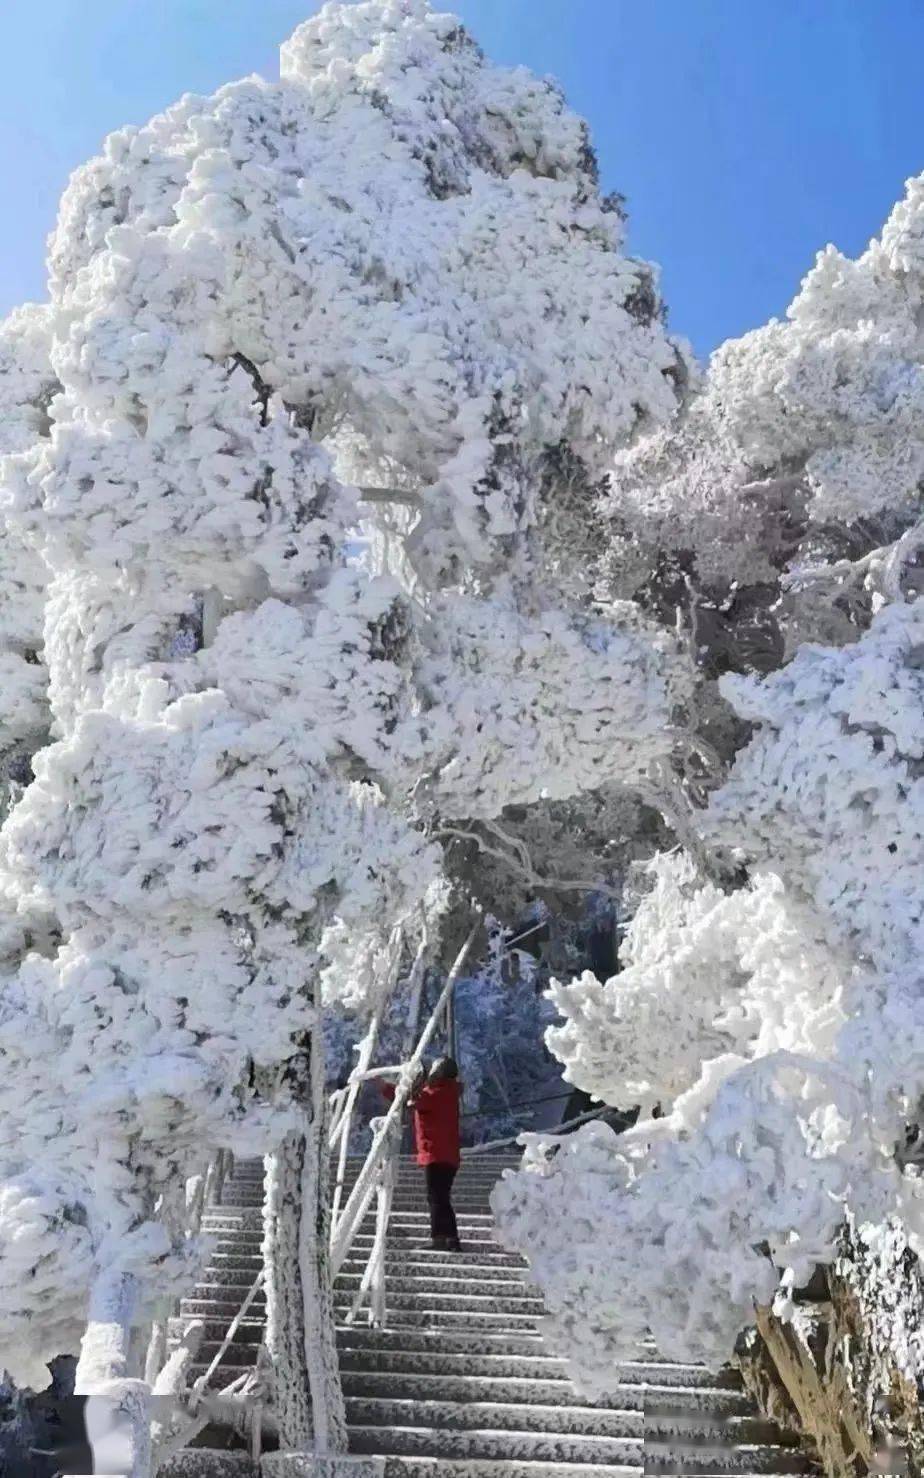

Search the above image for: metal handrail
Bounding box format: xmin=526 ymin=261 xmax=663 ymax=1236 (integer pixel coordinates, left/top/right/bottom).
xmin=328 ymin=923 xmax=478 ymax=1294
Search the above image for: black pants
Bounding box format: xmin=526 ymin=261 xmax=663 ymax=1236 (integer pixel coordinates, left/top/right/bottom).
xmin=425 ymin=1162 xmax=459 ymax=1243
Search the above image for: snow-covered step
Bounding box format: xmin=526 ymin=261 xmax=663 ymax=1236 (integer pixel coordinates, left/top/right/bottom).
xmin=339 ymin=1372 xmax=753 ymax=1418
xmin=642 ymin=1442 xmax=808 ymax=1475
xmin=187 ymin=1348 xmax=258 ymax=1373
xmin=348 ymin=1421 xmax=645 ymax=1465
xmin=203 ymin=1208 xmax=496 ymax=1231
xmin=178 ymin=1154 xmax=806 ymax=1478
xmin=352 ymin=1233 xmax=505 ymax=1255
xmin=170 ymin=1316 xmax=263 ymax=1345
xmin=158 ymin=1452 xmax=256 ymax=1477
xmin=181 ymin=1283 xmax=266 ymax=1306
xmin=180 ymin=1294 xmax=264 ymax=1318
xmin=334 ymin=1305 xmax=544 ymax=1332
xmin=206 ymin=1228 xmax=509 ymax=1257
xmin=645 ymin=1412 xmax=787 ymax=1444
xmin=342 ymin=1248 xmax=528 ymax=1270
xmin=337 ymin=1327 xmax=550 ymax=1356
xmin=357 ymin=1422 xmax=647 ymax=1467
xmin=337 ymin=1347 xmax=743 ymax=1390
xmin=182 ymin=1347 xmax=257 ymax=1365
xmin=335 ymin=1271 xmax=541 ymax=1299
xmin=345 ymin=1396 xmax=644 ymax=1440
xmin=197 ymin=1262 xmax=268 ymax=1287
xmin=373 ymin=1463 xmax=638 ymax=1478
xmin=334 ymin=1285 xmax=546 ymax=1315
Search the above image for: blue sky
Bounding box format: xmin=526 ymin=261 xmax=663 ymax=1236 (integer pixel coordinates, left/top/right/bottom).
xmin=2 ymin=0 xmax=922 ymax=356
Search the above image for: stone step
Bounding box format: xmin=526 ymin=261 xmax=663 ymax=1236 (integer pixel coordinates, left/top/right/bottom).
xmin=345 ymin=1247 xmax=526 ymax=1269
xmin=340 ymin=1169 xmax=518 ymax=1181
xmin=331 ymin=1154 xmax=520 ymax=1168
xmin=183 ymin=1280 xmax=267 ymax=1302
xmin=648 ymin=1422 xmax=795 ymax=1449
xmin=233 ymin=1166 xmax=517 ymax=1184
xmin=201 ymin=1260 xmax=533 ymax=1297
xmin=335 ymin=1284 xmax=545 ymax=1315
xmin=158 ymin=1452 xmax=256 ymax=1478
xmin=345 ymin=1396 xmax=644 ymax=1440
xmin=205 ymin=1230 xmax=508 ymax=1257
xmin=341 ymin=1252 xmax=527 ymax=1274
xmin=203 ymin=1248 xmax=527 ymax=1276
xmin=334 ymin=1305 xmax=543 ymax=1332
xmin=351 ymin=1232 xmax=508 ymax=1256
xmin=231 ymin=1177 xmax=504 ymax=1194
xmin=326 ymin=1184 xmax=515 ymax=1202
xmin=642 ymin=1444 xmax=809 ymax=1475
xmin=377 ymin=1463 xmax=638 ymax=1478
xmin=187 ymin=1347 xmax=258 ymax=1371
xmin=178 ymin=1306 xmax=544 ymax=1341
xmin=197 ymin=1262 xmax=267 ymax=1287
xmin=330 ymin=1157 xmax=523 ymax=1172
xmin=338 ymin=1328 xmax=550 ymax=1357
xmin=337 ymin=1347 xmax=742 ymax=1390
xmin=179 ymin=1162 xmax=800 ymax=1478
xmin=340 ymin=1372 xmax=753 ymax=1417
xmin=202 ymin=1209 xmax=496 ymax=1231
xmin=171 ymin=1316 xmax=264 ymax=1345
xmin=348 ymin=1422 xmax=644 ymax=1465
xmin=332 ymin=1171 xmax=519 ymax=1186
xmin=334 ymin=1272 xmax=539 ymax=1299
xmin=183 ymin=1287 xmax=545 ymax=1320
xmin=181 ymin=1297 xmax=265 ymax=1321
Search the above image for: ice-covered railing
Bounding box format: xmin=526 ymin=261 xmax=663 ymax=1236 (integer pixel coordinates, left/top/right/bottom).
xmin=327 ymin=925 xmax=478 ymax=1325
xmin=64 ymin=1148 xmax=269 ymax=1478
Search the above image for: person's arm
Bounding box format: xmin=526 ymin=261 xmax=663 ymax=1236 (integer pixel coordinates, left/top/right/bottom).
xmin=410 ymin=1079 xmax=438 ymax=1113
xmin=404 ymin=1063 xmax=426 ymax=1104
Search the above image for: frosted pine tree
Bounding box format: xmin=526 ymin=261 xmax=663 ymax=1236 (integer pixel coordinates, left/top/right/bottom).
xmin=0 ymin=1 xmax=691 ymax=1469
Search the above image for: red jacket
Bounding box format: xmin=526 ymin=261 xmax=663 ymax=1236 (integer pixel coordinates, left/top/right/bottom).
xmin=411 ymin=1079 xmax=462 ymax=1167
xmin=379 ymin=1078 xmax=462 ymax=1167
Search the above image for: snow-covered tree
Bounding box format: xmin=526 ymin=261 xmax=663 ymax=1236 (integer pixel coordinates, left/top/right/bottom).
xmin=0 ymin=1 xmax=691 ymax=1467
xmin=0 ymin=305 xmax=56 ymax=817
xmin=495 ymin=175 xmax=924 ymax=1385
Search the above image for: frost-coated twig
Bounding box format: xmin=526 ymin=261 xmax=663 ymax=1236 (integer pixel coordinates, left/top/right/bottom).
xmin=783 ymin=515 xmax=924 ymax=601
xmin=437 ymin=825 xmax=621 ymax=901
xmin=464 ymin=1105 xmax=606 ymax=1155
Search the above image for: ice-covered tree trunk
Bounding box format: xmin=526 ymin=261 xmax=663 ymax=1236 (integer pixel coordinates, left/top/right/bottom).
xmin=265 ymin=1133 xmax=313 ymax=1451
xmin=264 ymin=1036 xmax=346 ymax=1456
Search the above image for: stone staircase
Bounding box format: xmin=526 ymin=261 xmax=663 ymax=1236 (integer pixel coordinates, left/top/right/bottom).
xmin=166 ymin=1155 xmax=812 ymax=1478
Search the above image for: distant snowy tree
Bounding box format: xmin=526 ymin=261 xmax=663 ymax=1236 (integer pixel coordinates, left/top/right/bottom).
xmin=496 ymin=176 xmax=924 ymax=1383
xmin=0 ymin=305 xmax=56 ymax=816
xmin=0 ymin=0 xmax=690 ymax=1467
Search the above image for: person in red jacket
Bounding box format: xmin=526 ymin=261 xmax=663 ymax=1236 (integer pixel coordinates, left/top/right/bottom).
xmin=380 ymin=1056 xmax=463 ymax=1250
